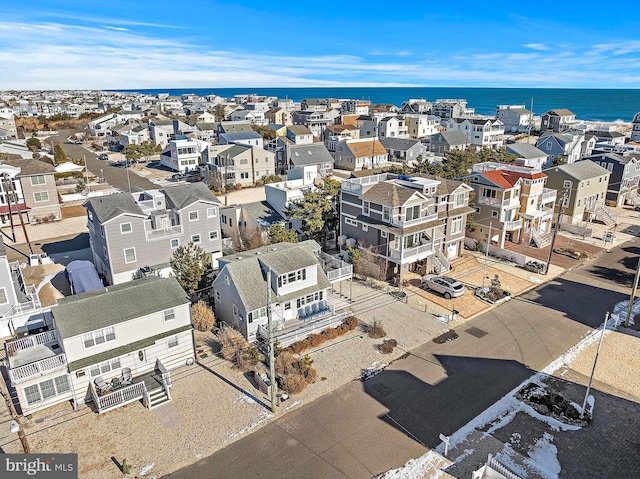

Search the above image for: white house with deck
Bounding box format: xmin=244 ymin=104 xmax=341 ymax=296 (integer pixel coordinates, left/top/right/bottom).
xmin=4 ymin=277 xmax=195 ymax=415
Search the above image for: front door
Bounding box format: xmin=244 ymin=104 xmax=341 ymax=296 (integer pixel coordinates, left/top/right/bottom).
xmin=136 ymin=349 xmax=150 ymax=373
xmin=447 ymin=242 xmax=459 ymax=260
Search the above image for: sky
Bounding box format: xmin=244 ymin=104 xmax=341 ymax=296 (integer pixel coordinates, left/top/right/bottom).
xmin=1 ymin=0 xmax=640 ymax=90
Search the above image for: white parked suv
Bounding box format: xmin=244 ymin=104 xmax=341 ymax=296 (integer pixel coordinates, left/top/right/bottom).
xmin=421 ymin=275 xmax=466 ymax=299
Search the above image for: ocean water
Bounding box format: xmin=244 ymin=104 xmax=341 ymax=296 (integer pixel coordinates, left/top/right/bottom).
xmin=118 ymin=87 xmax=640 ymax=123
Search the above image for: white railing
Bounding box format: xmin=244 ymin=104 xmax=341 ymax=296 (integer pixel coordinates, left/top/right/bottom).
xmin=9 ymin=354 xmax=67 ymax=383
xmin=540 ymin=188 xmax=557 ymax=203
xmin=267 ymin=311 xmax=351 ymax=348
xmin=145 ymin=224 xmax=182 ymax=240
xmin=502 ymin=218 xmax=523 ymax=230
xmin=390 ymin=213 xmax=438 ymax=228
xmin=95 ymin=381 xmax=146 ymax=413
xmin=485 ymin=454 xmax=524 ymax=479
xmin=5 ymin=330 xmax=57 ymax=356
xmin=326 ymin=266 xmax=353 ymax=282
xmin=435 ymin=249 xmax=451 ymax=273
xmin=389 ymin=244 xmax=434 ymax=262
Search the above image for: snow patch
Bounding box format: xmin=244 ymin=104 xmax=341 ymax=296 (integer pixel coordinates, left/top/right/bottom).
xmin=525 ymin=432 xmax=561 ymax=479
xmin=497 ymin=444 xmax=529 ymax=478
xmin=233 ymin=394 xmax=257 ymax=404
xmin=139 ymin=462 xmax=155 ymax=475
xmin=528 ymin=276 xmax=542 ymax=283
xmin=375 ymin=450 xmax=449 ymax=479
xmin=224 ymin=409 xmax=273 ymax=443
xmin=359 ymin=361 xmax=389 ymax=381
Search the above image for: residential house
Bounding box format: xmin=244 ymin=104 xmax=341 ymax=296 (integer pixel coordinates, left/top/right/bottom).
xmin=201 ymin=143 xmax=275 ymax=187
xmin=506 ymin=142 xmax=549 ymax=171
xmin=496 ymin=105 xmax=533 ymax=133
xmin=431 ymin=99 xmax=468 ymax=119
xmin=159 ymin=137 xmax=209 ymax=173
xmin=380 ymin=137 xmax=429 ymax=165
xmin=149 ymin=120 xmax=175 ymax=148
xmin=218 ymin=131 xmax=263 ymax=148
xmin=195 ymin=122 xmax=217 ymax=142
xmin=445 ymin=118 xmax=505 ymax=148
xmin=291 ymin=110 xmax=339 ymax=138
xmin=219 ymin=200 xmax=286 ymax=246
xmin=120 ymin=123 xmax=150 ymax=146
xmin=378 ymin=116 xmax=409 ymax=139
xmin=333 ymin=138 xmax=388 ymax=171
xmin=216 ymin=121 xmax=253 ymax=136
xmin=400 ymin=99 xmax=432 ymax=115
xmin=543 ymin=160 xmax=612 ymax=225
xmin=0 ymin=115 xmax=17 ymax=139
xmin=301 ymin=98 xmax=340 ymax=111
xmin=4 ymin=276 xmax=194 ymax=415
xmin=0 ymin=162 xmax=29 ymax=227
xmin=580 ymin=152 xmax=640 ymax=207
xmin=632 ymin=112 xmax=640 ymax=142
xmin=230 ymin=109 xmax=266 ymax=125
xmin=352 ymin=115 xmax=378 ymax=138
xmin=287 ymin=143 xmax=334 ymax=178
xmin=84 ymin=183 xmax=223 ymax=285
xmin=2 ymin=159 xmax=61 ymax=224
xmin=340 ymin=173 xmax=473 ymax=277
xmin=541 ymin=109 xmax=577 ymax=132
xmin=535 ymin=132 xmax=586 ymax=166
xmin=264 ymin=173 xmax=315 ymax=237
xmin=466 ymin=163 xmax=557 ymax=249
xmin=404 ymin=114 xmax=441 ymax=139
xmin=194 ymin=111 xmax=216 ymax=124
xmin=286 ymin=125 xmax=314 ymax=145
xmin=429 ymin=131 xmax=468 ymax=154
xmin=323 ymin=124 xmax=360 ymax=151
xmin=212 ymin=240 xmax=352 ymax=343
xmin=340 ymin=100 xmax=371 ymax=115
xmin=265 ymin=107 xmax=292 ymax=126
xmin=87 ymin=114 xmax=118 ymax=138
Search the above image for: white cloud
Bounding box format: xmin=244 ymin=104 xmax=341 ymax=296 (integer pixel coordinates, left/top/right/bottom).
xmin=0 ymin=20 xmax=639 ymax=89
xmin=523 ymin=43 xmax=549 ymax=51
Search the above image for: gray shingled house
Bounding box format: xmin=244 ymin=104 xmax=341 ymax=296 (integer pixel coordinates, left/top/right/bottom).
xmin=84 ymin=183 xmax=223 ymax=285
xmin=212 ymin=241 xmax=352 ymax=343
xmin=4 ymin=277 xmax=195 ymax=415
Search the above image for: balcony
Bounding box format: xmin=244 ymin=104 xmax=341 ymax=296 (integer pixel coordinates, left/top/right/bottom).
xmin=477 ymin=195 xmax=520 ymax=208
xmin=319 ymin=252 xmax=353 ymax=283
xmin=389 ymin=212 xmax=439 ymax=229
xmin=389 ymin=243 xmax=434 ymax=263
xmin=9 ymin=353 xmax=67 ymax=384
xmin=502 ymin=218 xmax=523 ymax=230
xmin=145 ymin=224 xmax=183 ymax=241
xmin=5 ymin=330 xmax=68 ymax=384
xmin=540 ymin=188 xmax=557 ymax=204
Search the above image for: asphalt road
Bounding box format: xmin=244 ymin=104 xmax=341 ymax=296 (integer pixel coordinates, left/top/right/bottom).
xmin=165 ymin=240 xmax=638 ymax=479
xmin=51 ymin=130 xmax=156 ymax=192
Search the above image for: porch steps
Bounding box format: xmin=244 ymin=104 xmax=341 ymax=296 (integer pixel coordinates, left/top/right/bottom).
xmin=147 ymin=387 xmax=170 ymax=409
xmin=433 ymin=250 xmax=451 ymax=274
xmin=593 ymin=203 xmax=617 ymax=226
xmin=531 ymin=227 xmax=551 ymax=248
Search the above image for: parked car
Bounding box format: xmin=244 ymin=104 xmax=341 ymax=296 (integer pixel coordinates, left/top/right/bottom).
xmin=98 ymin=153 xmax=109 ymax=160
xmin=634 ymin=204 xmax=640 ymax=211
xmin=421 ymin=275 xmax=465 ymax=299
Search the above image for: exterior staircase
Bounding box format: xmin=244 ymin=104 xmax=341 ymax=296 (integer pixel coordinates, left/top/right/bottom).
xmin=593 ymin=203 xmax=617 ymax=226
xmin=433 ymin=249 xmax=451 ymax=274
xmin=146 ymin=385 xmax=171 ymax=409
xmin=530 ymin=226 xmax=552 ymax=248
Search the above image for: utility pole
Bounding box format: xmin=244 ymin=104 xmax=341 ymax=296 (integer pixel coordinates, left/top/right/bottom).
xmin=224 ymin=153 xmax=229 ymax=206
xmin=266 ymin=267 xmax=277 ymax=413
xmin=7 ymin=176 xmax=32 ymax=253
xmin=580 ymin=311 xmax=609 ymax=418
xmin=84 ymin=154 xmax=90 ymax=195
xmin=482 ymin=221 xmax=492 ymax=289
xmin=2 ymin=174 xmax=16 ymax=242
xmin=545 ymin=186 xmax=571 ymax=275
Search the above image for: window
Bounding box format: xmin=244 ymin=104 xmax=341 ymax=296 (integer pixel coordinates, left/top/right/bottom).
xmin=216 ymin=291 xmax=221 ymax=301
xmin=382 ymin=206 xmax=391 ymax=222
xmin=240 ymin=172 xmax=249 ymax=179
xmin=451 ymin=216 xmax=463 ymax=234
xmin=90 ymin=358 xmax=121 ymax=377
xmin=381 ymin=230 xmax=388 ymax=238
xmin=167 ymin=335 xmax=179 ymax=349
xmin=209 ymin=230 xmax=218 ymax=240
xmin=233 ymin=304 xmax=238 ymax=316
xmin=189 ymin=211 xmax=199 ymax=221
xmin=191 ymin=234 xmax=201 ymax=243
xmin=345 ymin=217 xmax=357 ymax=226
xmin=363 ymin=201 xmax=370 ymax=215
xmin=0 ymin=288 xmax=6 ymax=304
xmin=405 ymin=204 xmax=420 ymax=221
xmin=24 ymin=384 xmax=41 ymax=405
xmin=33 ymin=191 xmax=49 ymax=202
xmin=124 ymin=247 xmax=136 ymax=263
xmin=491 ymin=210 xmax=498 ymax=218
xmin=455 ymin=193 xmax=465 ymax=207
xmin=207 ymin=207 xmax=217 ymax=218
xmin=164 ymin=309 xmax=175 ymax=322
xmin=120 ymin=222 xmax=132 ymax=234
xmin=31 ymin=175 xmax=46 ymax=185
xmin=546 ymin=142 xmax=552 ymax=151
xmin=170 ymin=238 xmax=179 ymax=249
xmin=362 ymin=224 xmax=368 ymax=231
xmin=54 ymin=375 xmax=70 ymax=394
xmin=475 ymin=207 xmax=480 ymax=213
